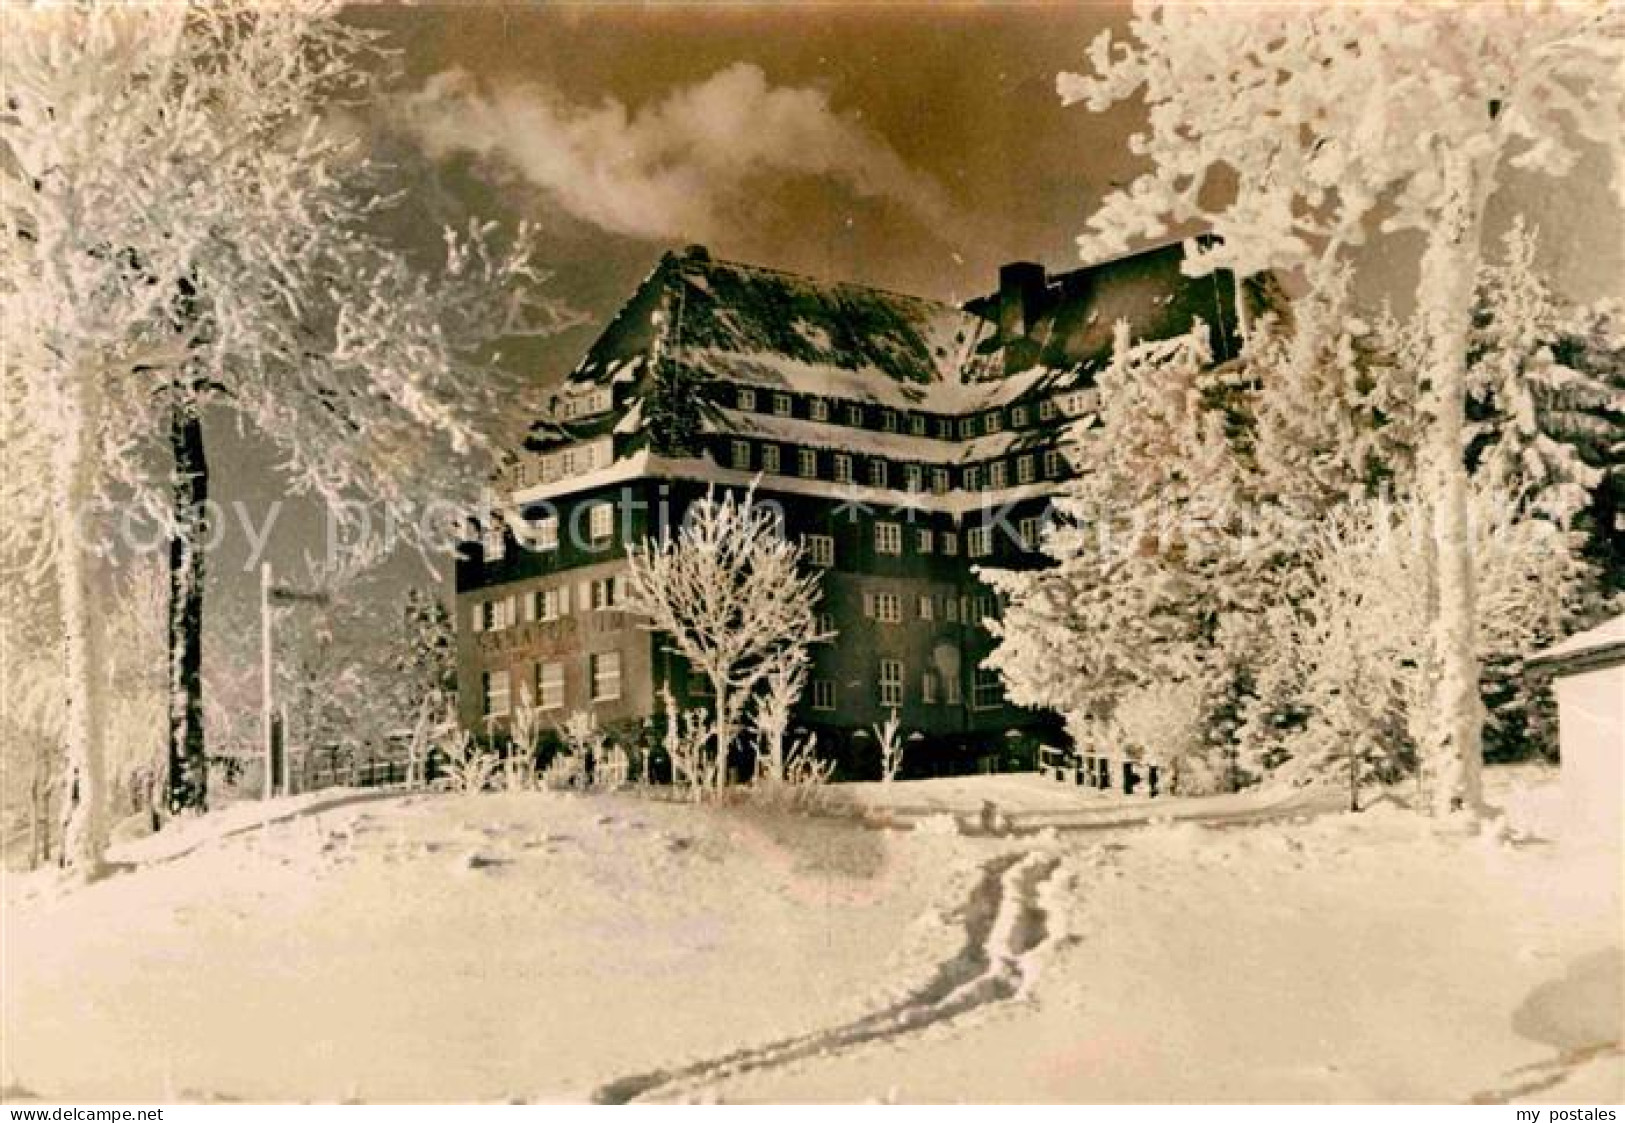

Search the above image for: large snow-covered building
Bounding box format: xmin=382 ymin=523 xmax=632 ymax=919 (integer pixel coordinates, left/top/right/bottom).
xmin=455 ymin=241 xmax=1248 ymax=777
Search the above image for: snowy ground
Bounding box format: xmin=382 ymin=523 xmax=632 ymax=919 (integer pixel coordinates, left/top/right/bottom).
xmin=3 ymin=769 xmax=1618 ymax=1104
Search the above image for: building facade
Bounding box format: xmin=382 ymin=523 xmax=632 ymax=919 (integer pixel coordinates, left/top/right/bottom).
xmin=454 ymin=241 xmax=1248 ymax=778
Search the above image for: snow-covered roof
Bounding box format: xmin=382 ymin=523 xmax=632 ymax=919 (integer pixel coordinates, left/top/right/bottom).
xmin=1527 ymin=614 xmax=1625 ymax=676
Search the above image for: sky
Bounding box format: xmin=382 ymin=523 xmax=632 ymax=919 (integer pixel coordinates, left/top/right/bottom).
xmin=206 ymin=0 xmax=1623 ymax=643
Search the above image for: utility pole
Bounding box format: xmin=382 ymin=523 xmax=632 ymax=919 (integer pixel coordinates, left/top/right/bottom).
xmin=261 ymin=562 xmax=274 ymax=800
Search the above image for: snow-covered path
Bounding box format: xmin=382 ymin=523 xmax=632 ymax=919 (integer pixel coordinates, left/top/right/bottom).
xmin=594 ymin=850 xmax=1064 ymax=1103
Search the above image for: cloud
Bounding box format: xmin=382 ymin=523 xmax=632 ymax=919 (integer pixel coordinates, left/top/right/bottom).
xmin=394 ymin=63 xmax=950 ymax=244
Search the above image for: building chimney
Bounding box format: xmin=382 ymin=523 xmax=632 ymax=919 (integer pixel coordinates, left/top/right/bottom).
xmin=998 ymin=261 xmax=1047 ymax=341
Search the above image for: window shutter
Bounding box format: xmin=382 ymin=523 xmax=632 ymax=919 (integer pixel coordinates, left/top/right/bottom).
xmin=863 ymin=592 xmax=876 ymax=618
xmin=559 ymin=584 xmax=571 ymax=614
xmin=471 ymin=602 xmax=485 ymax=633
xmin=579 ymin=581 xmax=592 ymax=613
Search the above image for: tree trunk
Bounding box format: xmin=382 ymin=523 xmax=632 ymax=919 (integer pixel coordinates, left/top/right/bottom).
xmin=1417 ymin=148 xmax=1490 ymax=819
xmin=53 ymin=365 xmax=109 ymax=875
xmin=167 ymin=392 xmax=209 ymax=814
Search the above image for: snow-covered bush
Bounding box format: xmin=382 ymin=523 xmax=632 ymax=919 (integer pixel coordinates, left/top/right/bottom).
xmin=874 ymin=709 xmax=905 ymax=784
xmin=625 ymin=486 xmax=824 ymax=793
xmin=658 ymin=685 xmax=715 ymax=802
xmin=502 ymin=688 xmax=543 ymax=793
xmin=436 ymin=721 xmax=499 ymax=795
xmin=1112 ymin=682 xmax=1221 ymax=796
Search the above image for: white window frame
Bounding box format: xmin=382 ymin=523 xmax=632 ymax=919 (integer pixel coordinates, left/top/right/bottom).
xmin=1019 ymin=516 xmax=1043 ymax=550
xmin=484 ymin=669 xmax=512 ymax=718
xmin=916 ymin=528 xmax=933 ymax=554
xmin=945 ymin=671 xmax=963 ymax=705
xmin=810 ymin=399 xmax=830 ymax=423
xmin=761 ymin=444 xmax=781 ymax=474
xmin=869 ymin=460 xmax=888 ymax=488
xmin=878 ymin=660 xmax=903 ymax=707
xmin=964 ymin=466 xmax=982 ymax=491
xmin=798 ymin=448 xmax=818 ymax=478
xmin=773 ymin=392 xmax=792 ymax=417
xmin=918 ymin=594 xmax=935 ymax=621
xmin=989 ymin=461 xmax=1008 ymax=489
xmin=846 ymin=404 xmax=864 ymax=426
xmin=588 ymin=502 xmax=614 ymax=548
xmin=804 ymin=534 xmax=835 ymax=568
xmin=931 ymin=468 xmax=949 ymax=495
xmin=534 ymin=515 xmax=560 ymax=551
xmin=591 ymin=651 xmax=622 ymax=702
xmin=941 ymin=531 xmax=959 ymax=556
xmin=737 ymin=387 xmax=757 ymax=411
xmin=1017 ymin=455 xmax=1035 ymax=485
xmin=537 ymin=662 xmax=565 ymax=711
xmin=985 ymin=412 xmax=1003 ymax=434
xmin=1045 ymin=449 xmax=1064 ymax=478
xmin=922 ymin=669 xmax=940 ymax=704
xmin=909 ymin=415 xmax=927 ymax=436
xmin=730 ymin=439 xmax=751 ymax=470
xmin=881 ymin=410 xmax=898 ymax=433
xmin=1012 ymin=405 xmax=1030 ymax=427
xmin=1039 ymin=399 xmax=1058 ymax=422
xmin=483 ymin=525 xmax=506 ymax=562
xmin=875 ymin=522 xmax=902 ymax=556
xmin=967 ymin=526 xmax=992 ymax=558
xmin=875 ymin=592 xmax=902 ymax=623
xmin=959 ymin=417 xmax=976 ymax=438
xmin=972 ymin=668 xmax=1003 ymax=711
xmin=834 ymin=454 xmax=853 ymax=484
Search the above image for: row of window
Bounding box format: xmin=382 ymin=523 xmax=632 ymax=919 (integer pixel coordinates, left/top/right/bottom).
xmin=512 ymin=437 xmax=613 ymax=490
xmin=800 ymin=515 xmax=1044 ymax=567
xmin=726 ymin=440 xmax=1065 ymax=493
xmin=470 ymin=575 xmax=626 ymax=632
xmin=732 ymin=385 xmax=1076 ymax=438
xmin=549 ymin=386 xmax=615 ymax=422
xmin=809 ymin=664 xmax=1004 ymax=711
xmin=855 ymin=590 xmax=1001 ymax=626
xmin=482 ymin=501 xmax=616 ymax=563
xmin=481 ymin=651 xmax=623 ymax=718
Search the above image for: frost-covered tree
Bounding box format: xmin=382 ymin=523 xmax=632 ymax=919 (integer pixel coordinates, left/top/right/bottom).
xmin=1264 ymin=485 xmax=1588 ymax=798
xmin=984 ymin=323 xmax=1251 ymax=752
xmin=1251 ymin=265 xmax=1423 ymax=514
xmin=874 ymin=709 xmax=905 ymax=785
xmin=624 ymin=487 xmax=824 ymax=794
xmin=1 ymin=3 xmax=559 ymax=864
xmin=1060 ymin=1 xmax=1624 ymax=816
xmin=1468 ymin=219 xmax=1625 ymax=531
xmin=751 ymin=645 xmax=808 ymax=786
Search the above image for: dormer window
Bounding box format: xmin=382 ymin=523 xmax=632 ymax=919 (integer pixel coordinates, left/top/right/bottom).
xmin=737 ymin=387 xmax=757 ymax=411
xmin=773 ymin=392 xmax=792 ymax=417
xmin=909 ymin=415 xmax=927 ymax=437
xmin=1012 ymin=405 xmax=1030 ymax=427
xmin=846 ymin=404 xmax=864 ymax=427
xmin=810 ymin=399 xmax=830 ymax=423
xmin=881 ymin=410 xmax=898 ymax=433
xmin=984 ymin=413 xmax=1003 ymax=434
